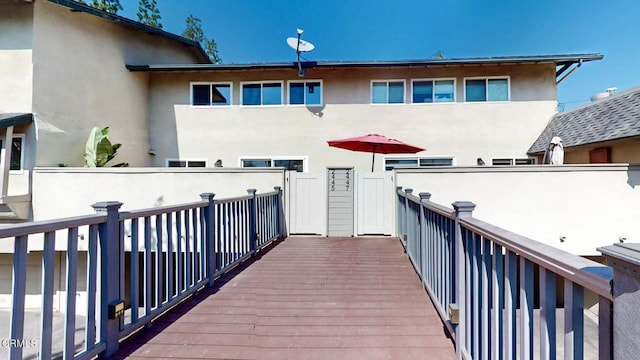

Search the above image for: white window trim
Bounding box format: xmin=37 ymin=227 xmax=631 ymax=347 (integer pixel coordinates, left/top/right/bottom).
xmin=383 ymin=155 xmax=456 ymax=168
xmin=490 ymin=157 xmax=537 ymax=166
xmin=2 ymin=134 xmax=25 ymax=174
xmin=370 ymin=79 xmax=406 ymax=105
xmin=189 ymin=81 xmax=233 ymax=107
xmin=240 ymin=81 xmax=285 ymax=107
xmin=239 ymin=155 xmax=308 ymax=172
xmin=165 ymin=158 xmax=208 ymax=168
xmin=410 ymin=78 xmax=456 ymax=104
xmin=463 ymin=76 xmax=511 ymax=102
xmin=287 ymin=79 xmax=324 ymax=106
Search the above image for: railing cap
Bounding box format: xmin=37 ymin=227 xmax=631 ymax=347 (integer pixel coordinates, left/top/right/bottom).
xmin=404 ymin=188 xmax=413 ymax=194
xmin=452 ymin=201 xmax=476 ymax=215
xmin=247 ymin=188 xmax=257 ymax=195
xmin=91 ymin=201 xmax=123 ymax=212
xmin=199 ymin=193 xmax=216 ymax=201
xmin=599 ymin=243 xmax=640 ymax=267
xmin=419 ymin=192 xmax=431 ymax=201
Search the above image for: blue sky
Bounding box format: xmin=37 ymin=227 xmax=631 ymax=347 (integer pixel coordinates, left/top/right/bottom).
xmin=120 ymin=0 xmax=639 ymax=110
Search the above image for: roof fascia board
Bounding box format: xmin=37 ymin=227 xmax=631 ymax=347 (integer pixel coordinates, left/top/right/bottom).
xmin=126 ymin=53 xmax=603 ymax=72
xmin=0 ymin=114 xmax=33 ymax=128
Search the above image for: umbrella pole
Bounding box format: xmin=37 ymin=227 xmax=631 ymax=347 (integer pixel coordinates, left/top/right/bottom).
xmin=371 ymin=150 xmax=375 ymax=172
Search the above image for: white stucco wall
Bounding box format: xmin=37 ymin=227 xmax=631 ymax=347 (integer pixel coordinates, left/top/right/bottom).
xmin=395 ymin=165 xmax=640 ymax=255
xmin=30 ymin=0 xmax=203 ymax=168
xmin=0 ymin=0 xmax=33 ymax=113
xmin=147 ymin=64 xmax=558 ymax=172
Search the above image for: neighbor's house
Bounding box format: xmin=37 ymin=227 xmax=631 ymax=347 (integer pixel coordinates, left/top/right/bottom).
xmin=129 ymin=54 xmax=602 ymax=173
xmin=0 ymin=0 xmax=210 ymax=220
xmin=529 ymin=86 xmax=640 ymax=164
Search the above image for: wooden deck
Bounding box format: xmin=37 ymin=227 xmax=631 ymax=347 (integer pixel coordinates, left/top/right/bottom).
xmin=112 ymin=236 xmax=456 ymax=359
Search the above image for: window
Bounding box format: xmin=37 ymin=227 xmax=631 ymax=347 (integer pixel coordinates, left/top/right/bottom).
xmin=191 ymin=82 xmax=231 ymax=106
xmin=0 ymin=135 xmax=24 ymax=171
xmin=412 ymin=79 xmax=455 ymax=103
xmin=289 ymin=80 xmax=322 ymax=105
xmin=384 ymin=156 xmax=454 ymax=170
xmin=241 ymin=82 xmax=283 ymax=106
xmin=491 ymin=158 xmax=536 ymax=166
xmin=240 ymin=156 xmax=306 ymax=172
xmin=371 ymin=80 xmax=405 ymax=104
xmin=465 ymin=77 xmax=509 ymax=102
xmin=166 ymin=159 xmax=207 ymax=168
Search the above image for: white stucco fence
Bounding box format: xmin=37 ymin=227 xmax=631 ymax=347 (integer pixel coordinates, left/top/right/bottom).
xmin=31 ymin=167 xmax=285 ymax=216
xmin=395 ymin=164 xmax=640 ymax=255
xmin=0 ymin=167 xmax=285 ymax=253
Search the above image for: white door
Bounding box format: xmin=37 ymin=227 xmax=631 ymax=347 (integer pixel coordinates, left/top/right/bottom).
xmin=287 ymin=171 xmax=326 ymax=235
xmin=356 ymin=172 xmax=393 ymax=235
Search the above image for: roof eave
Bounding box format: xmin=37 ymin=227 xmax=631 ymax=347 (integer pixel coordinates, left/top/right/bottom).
xmin=126 ymin=53 xmax=603 ymax=72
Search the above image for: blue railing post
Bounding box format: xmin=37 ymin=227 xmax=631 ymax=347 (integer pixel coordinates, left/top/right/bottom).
xmin=247 ymin=189 xmax=258 ymax=255
xmin=396 ymin=186 xmax=403 ymax=238
xmin=418 ymin=192 xmax=431 ymax=284
xmin=91 ymin=201 xmax=123 ymax=358
xmin=274 ymin=186 xmax=284 ymax=239
xmin=403 ymin=188 xmax=413 ymax=250
xmin=452 ymin=201 xmax=475 ymax=359
xmin=200 ymin=193 xmax=216 ymax=287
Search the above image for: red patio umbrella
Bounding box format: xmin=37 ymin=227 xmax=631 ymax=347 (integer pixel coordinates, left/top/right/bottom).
xmin=327 ymin=134 xmax=425 ymax=171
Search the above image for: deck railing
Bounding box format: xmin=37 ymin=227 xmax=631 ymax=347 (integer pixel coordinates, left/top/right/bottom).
xmin=397 ymin=187 xmax=614 ymax=360
xmin=3 ymin=187 xmax=283 ymax=360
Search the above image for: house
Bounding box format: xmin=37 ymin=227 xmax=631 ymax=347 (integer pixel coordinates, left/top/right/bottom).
xmin=0 ymin=0 xmax=210 ymax=220
xmin=130 ymin=54 xmax=602 ymax=173
xmin=528 ymin=86 xmax=640 ymax=164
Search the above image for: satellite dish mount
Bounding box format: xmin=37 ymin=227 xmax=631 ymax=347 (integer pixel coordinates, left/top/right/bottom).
xmin=287 ymin=29 xmax=315 ymax=77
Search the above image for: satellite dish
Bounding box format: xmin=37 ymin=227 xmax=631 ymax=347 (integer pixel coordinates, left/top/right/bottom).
xmin=287 ymin=37 xmax=315 ymax=52
xmin=286 ymin=28 xmax=315 ymax=77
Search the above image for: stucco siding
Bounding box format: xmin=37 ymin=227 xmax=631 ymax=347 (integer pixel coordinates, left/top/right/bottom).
xmin=0 ymin=0 xmax=33 ymax=113
xmin=147 ymin=64 xmax=557 ymax=171
xmin=30 ymin=0 xmax=202 ymax=168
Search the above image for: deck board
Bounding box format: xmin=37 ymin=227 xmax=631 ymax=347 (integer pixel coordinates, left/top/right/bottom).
xmin=113 ymin=236 xmax=456 ymax=359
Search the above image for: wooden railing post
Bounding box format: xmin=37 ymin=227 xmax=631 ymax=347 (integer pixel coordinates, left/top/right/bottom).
xmin=452 ymin=201 xmax=475 ymax=359
xmin=598 ymin=243 xmax=640 ymax=360
xmin=91 ymin=201 xmax=123 ymax=358
xmin=247 ymin=189 xmax=258 ymax=255
xmin=200 ymin=193 xmax=216 ymax=287
xmin=274 ymin=186 xmax=284 ymax=239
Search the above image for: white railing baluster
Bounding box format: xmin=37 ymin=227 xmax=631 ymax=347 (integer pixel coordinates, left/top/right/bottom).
xmin=490 ymin=242 xmax=503 ymax=360
xmin=156 ymin=214 xmax=163 ymax=306
xmin=540 ymin=268 xmax=556 ymax=360
xmin=131 ymin=218 xmax=140 ymax=322
xmin=64 ymin=227 xmax=79 ymax=360
xmin=504 ymin=250 xmax=517 ymax=360
xmin=10 ymin=235 xmax=28 ymax=360
xmin=519 ymin=257 xmax=534 ymax=360
xmin=85 ymin=225 xmax=99 ymax=351
xmin=481 ymin=237 xmax=491 ymax=360
xmin=564 ymin=279 xmax=584 ymax=360
xmin=40 ymin=232 xmax=56 ymax=359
